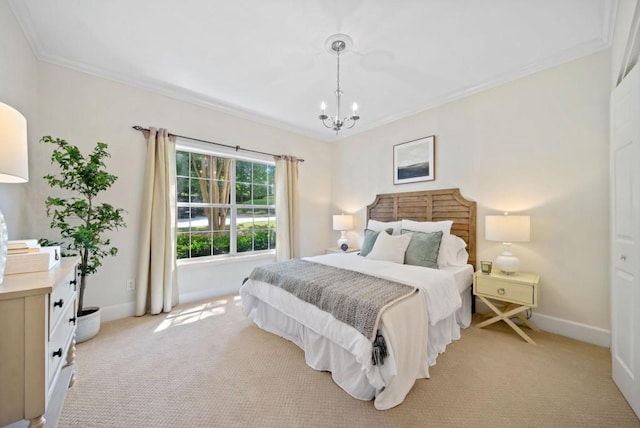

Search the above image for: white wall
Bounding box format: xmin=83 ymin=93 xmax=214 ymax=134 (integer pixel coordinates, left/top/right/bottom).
xmin=333 ymin=50 xmax=612 ymax=345
xmin=1 ymin=3 xmax=617 ymax=346
xmin=29 ymin=62 xmax=332 ymax=320
xmin=0 ymin=1 xmax=38 ymax=239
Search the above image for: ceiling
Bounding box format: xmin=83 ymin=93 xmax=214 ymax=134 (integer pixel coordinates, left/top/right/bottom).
xmin=9 ymin=0 xmax=617 ymax=141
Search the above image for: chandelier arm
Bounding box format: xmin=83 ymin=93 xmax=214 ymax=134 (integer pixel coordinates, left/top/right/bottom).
xmin=344 ymin=119 xmax=358 ymax=129
xmin=321 ymin=118 xmax=335 ymax=129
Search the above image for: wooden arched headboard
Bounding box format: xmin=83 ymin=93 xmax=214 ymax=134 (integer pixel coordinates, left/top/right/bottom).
xmin=366 ymin=188 xmax=477 ymax=268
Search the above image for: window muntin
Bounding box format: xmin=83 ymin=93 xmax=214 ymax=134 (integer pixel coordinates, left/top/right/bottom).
xmin=176 ymin=149 xmax=275 ymax=260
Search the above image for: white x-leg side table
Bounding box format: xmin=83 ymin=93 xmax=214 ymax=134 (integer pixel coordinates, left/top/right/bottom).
xmin=473 ymin=271 xmax=540 ymax=344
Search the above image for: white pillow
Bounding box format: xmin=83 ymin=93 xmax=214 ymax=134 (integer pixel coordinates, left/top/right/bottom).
xmin=438 ymin=234 xmax=469 ymax=267
xmin=366 ymin=231 xmax=412 ymax=264
xmin=401 ymin=219 xmax=453 ymax=235
xmin=367 ymin=219 xmax=402 ymax=235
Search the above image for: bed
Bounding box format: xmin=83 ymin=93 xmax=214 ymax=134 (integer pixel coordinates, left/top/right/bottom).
xmin=240 ymin=188 xmax=477 ymax=409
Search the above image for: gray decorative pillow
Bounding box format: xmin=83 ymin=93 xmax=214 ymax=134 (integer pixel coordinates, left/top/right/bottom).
xmin=402 ymin=229 xmax=443 ymax=269
xmin=360 ymin=228 xmax=393 ymax=257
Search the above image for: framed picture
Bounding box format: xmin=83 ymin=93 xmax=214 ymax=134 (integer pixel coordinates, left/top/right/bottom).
xmin=393 ymin=135 xmax=435 ymax=184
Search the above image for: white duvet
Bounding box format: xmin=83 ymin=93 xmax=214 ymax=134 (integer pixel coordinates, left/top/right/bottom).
xmin=306 ymin=253 xmax=462 ymax=325
xmin=240 ymin=253 xmax=465 ymax=410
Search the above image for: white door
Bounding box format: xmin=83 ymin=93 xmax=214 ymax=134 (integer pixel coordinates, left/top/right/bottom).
xmin=611 ymin=64 xmax=640 ymax=418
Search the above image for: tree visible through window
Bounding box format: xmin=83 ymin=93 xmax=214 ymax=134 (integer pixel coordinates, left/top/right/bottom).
xmin=176 ymin=148 xmax=276 ymax=259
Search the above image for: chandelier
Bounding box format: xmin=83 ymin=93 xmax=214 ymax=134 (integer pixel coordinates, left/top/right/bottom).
xmin=318 ymin=34 xmax=360 ymax=134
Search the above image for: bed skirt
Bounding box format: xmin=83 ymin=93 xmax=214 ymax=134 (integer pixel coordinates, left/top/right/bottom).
xmin=241 ymin=282 xmax=471 ymax=409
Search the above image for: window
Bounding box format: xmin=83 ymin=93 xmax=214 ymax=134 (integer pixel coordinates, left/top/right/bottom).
xmin=176 ymin=146 xmax=276 ymax=260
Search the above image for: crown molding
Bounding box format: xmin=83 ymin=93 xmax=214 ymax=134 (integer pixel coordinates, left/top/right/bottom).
xmin=344 ymin=37 xmax=612 ymax=140
xmin=8 ymin=0 xmax=617 ymax=143
xmin=31 ymin=36 xmax=608 ymax=145
xmin=8 ymin=0 xmax=45 ymax=58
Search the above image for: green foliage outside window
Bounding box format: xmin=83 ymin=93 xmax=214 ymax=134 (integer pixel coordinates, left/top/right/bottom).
xmin=176 ymin=222 xmax=275 ymax=259
xmin=176 ymin=149 xmax=276 ymax=259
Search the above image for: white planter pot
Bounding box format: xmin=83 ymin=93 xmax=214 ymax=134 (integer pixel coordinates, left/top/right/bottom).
xmin=76 ymin=306 xmax=101 ymax=343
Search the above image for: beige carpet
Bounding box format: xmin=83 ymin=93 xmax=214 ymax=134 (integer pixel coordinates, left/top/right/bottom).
xmin=58 ymin=295 xmax=639 ymax=428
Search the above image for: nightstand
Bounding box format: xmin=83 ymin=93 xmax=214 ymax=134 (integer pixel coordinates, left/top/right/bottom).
xmin=473 ymin=270 xmax=540 ymax=344
xmin=326 ymin=247 xmax=360 ymax=254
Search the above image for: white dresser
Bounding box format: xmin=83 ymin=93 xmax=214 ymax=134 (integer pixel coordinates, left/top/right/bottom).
xmin=0 ymin=257 xmax=79 ymax=428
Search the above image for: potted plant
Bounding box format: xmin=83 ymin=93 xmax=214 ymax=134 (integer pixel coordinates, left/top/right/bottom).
xmin=42 ymin=136 xmax=126 ymax=342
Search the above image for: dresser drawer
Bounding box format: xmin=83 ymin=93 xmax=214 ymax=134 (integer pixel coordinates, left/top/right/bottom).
xmin=48 ymin=296 xmax=76 ymax=389
xmin=49 ymin=269 xmax=76 ymax=335
xmin=0 ymin=257 xmax=80 ymax=427
xmin=475 ymin=276 xmax=535 ymax=306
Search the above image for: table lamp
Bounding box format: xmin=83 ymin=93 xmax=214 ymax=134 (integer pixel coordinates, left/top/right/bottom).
xmin=0 ymin=102 xmax=29 ymax=284
xmin=332 ymin=214 xmax=353 ymax=251
xmin=485 ymin=213 xmax=530 ymax=274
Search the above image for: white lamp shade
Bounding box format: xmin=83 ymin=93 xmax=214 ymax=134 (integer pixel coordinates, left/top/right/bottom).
xmin=0 ymin=102 xmax=28 ymax=284
xmin=0 ymin=102 xmax=29 ymax=183
xmin=485 ymin=215 xmax=530 ymax=242
xmin=332 ymin=214 xmax=353 ymax=231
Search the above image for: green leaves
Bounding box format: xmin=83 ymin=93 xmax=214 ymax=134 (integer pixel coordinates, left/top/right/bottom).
xmin=41 ymin=136 xmax=118 ymax=198
xmin=41 ymin=136 xmax=127 ymax=308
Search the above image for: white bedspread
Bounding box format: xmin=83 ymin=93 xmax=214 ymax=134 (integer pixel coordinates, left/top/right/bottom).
xmin=304 ymin=253 xmax=462 ymax=325
xmin=240 ymin=254 xmax=466 ymax=410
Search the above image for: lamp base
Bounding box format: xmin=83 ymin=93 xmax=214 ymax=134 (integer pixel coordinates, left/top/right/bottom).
xmin=494 ymin=253 xmax=520 ymax=275
xmin=337 ymin=231 xmax=348 ymax=251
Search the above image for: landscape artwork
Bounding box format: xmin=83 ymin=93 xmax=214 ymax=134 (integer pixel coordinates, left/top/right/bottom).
xmin=393 ymin=135 xmax=435 ymax=184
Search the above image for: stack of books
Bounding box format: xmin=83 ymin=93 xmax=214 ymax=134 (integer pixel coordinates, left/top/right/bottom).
xmin=7 ymin=239 xmax=40 ymax=255
xmin=5 ymin=239 xmax=61 ymax=275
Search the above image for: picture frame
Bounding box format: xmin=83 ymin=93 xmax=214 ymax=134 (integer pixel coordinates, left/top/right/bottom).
xmin=393 ymin=135 xmax=435 ymax=184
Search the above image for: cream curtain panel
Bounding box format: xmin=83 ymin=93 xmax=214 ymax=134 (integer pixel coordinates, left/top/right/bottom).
xmin=135 ymin=127 xmax=179 ymax=316
xmin=274 ymin=156 xmax=300 ymax=261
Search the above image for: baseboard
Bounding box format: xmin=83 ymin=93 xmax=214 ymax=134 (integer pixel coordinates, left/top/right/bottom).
xmin=99 ymin=285 xmax=241 ymax=323
xmin=179 ymin=284 xmax=241 ymax=305
xmin=100 ymin=301 xmax=136 ymax=322
xmin=530 ymin=312 xmax=611 ymax=348
xmin=474 ymin=299 xmax=611 ymax=347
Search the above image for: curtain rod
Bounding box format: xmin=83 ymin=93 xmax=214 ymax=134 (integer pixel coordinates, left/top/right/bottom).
xmin=132 ymin=126 xmax=304 ymax=162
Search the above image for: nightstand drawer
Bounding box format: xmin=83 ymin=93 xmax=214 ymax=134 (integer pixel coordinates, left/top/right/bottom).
xmin=475 ymin=276 xmax=535 ymax=306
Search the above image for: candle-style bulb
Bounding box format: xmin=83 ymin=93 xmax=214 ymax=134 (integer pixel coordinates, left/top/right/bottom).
xmin=352 ymin=102 xmax=358 ymax=114
xmin=320 ymin=101 xmax=326 ymax=113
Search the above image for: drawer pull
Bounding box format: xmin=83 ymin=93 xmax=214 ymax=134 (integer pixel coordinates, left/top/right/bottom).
xmin=53 ymin=299 xmax=64 ymax=308
xmin=69 ymin=317 xmax=77 ymax=325
xmin=497 ymin=288 xmax=506 ymax=295
xmin=52 ymin=348 xmax=63 ymax=358
xmin=70 ymin=279 xmax=77 ymax=286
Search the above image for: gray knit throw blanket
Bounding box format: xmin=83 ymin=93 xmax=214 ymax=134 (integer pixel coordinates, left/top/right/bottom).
xmin=248 ymin=259 xmax=417 ymax=365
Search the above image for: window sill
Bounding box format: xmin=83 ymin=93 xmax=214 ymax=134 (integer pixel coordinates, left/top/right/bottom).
xmin=177 ymin=251 xmax=276 ymax=269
